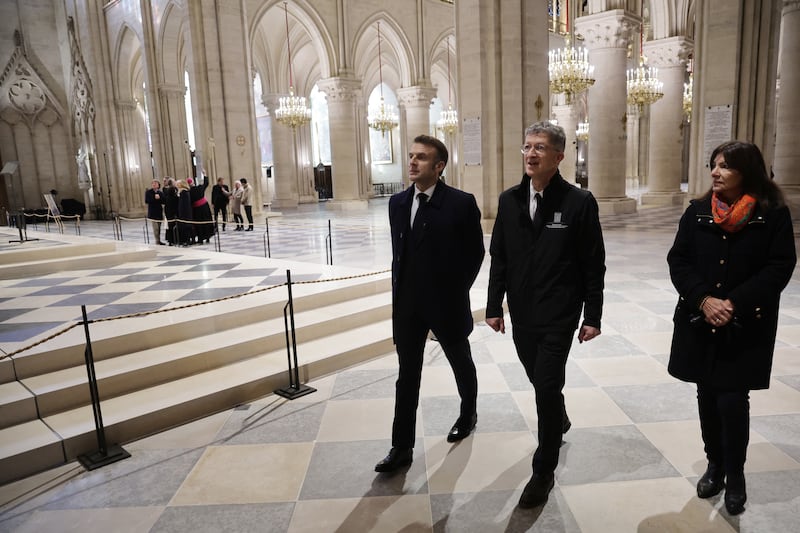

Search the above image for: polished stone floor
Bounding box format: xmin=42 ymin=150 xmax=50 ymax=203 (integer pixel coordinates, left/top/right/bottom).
xmin=1 ymin=198 xmax=799 ymax=532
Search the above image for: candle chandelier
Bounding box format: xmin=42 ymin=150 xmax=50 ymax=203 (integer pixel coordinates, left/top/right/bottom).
xmin=437 ymin=36 xmax=459 ymax=135
xmin=548 ymin=0 xmax=595 ymax=104
xmin=368 ymin=22 xmax=398 ymax=136
xmin=275 ymin=2 xmax=311 ymax=129
xmin=576 ymin=121 xmax=590 ymax=142
xmin=626 ymin=1 xmax=663 ymax=110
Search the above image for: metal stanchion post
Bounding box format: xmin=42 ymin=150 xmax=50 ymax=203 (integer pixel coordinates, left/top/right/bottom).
xmin=76 ymin=305 xmax=131 ymax=470
xmin=274 ymin=269 xmax=316 ymax=400
xmin=263 ymin=216 xmax=271 ymax=258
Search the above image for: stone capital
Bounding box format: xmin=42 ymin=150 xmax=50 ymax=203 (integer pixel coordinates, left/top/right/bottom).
xmin=316 ymin=77 xmax=362 ymax=102
xmin=397 ymin=85 xmax=438 ymax=108
xmin=784 ymin=1 xmax=800 ymax=14
xmin=643 ymin=36 xmax=694 ymax=69
xmin=158 ymin=84 xmax=185 ymax=96
xmin=574 ymin=10 xmax=639 ymax=51
xmin=115 ymin=99 xmax=137 ymax=110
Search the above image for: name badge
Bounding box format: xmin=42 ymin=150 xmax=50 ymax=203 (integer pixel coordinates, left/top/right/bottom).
xmin=546 ymin=211 xmax=569 ymax=229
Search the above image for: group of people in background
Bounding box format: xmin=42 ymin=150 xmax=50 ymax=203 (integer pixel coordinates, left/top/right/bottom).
xmin=145 ymin=175 xmax=255 ymax=245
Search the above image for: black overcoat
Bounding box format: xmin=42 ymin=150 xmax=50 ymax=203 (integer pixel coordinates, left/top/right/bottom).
xmin=389 ymin=180 xmax=485 ymax=345
xmin=667 ymin=197 xmax=796 ymax=389
xmin=486 ymin=172 xmax=605 ymax=333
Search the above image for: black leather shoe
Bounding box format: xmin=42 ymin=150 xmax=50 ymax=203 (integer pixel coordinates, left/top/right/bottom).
xmin=447 ymin=413 xmax=477 ymax=443
xmin=696 ymin=464 xmax=725 ymax=498
xmin=724 ymin=476 xmax=746 ymax=515
xmin=374 ymin=447 xmax=413 ymax=473
xmin=519 ymin=473 xmax=555 ymax=509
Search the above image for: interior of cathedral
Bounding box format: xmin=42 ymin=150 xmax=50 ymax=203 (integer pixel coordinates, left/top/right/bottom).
xmin=1 ymin=1 xmax=799 ymax=532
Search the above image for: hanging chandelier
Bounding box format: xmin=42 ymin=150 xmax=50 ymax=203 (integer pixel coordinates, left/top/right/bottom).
xmin=548 ymin=0 xmax=595 ymax=104
xmin=368 ymin=22 xmax=398 ymax=136
xmin=437 ymin=35 xmax=459 ymax=135
xmin=626 ymin=1 xmax=663 ymax=110
xmin=576 ymin=121 xmax=589 ymax=142
xmin=275 ymin=2 xmax=311 ymax=129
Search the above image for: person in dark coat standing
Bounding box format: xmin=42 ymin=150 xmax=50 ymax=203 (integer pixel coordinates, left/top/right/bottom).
xmin=485 ymin=122 xmax=606 ymax=509
xmin=374 ymin=134 xmax=485 ymax=473
xmin=667 ymin=140 xmax=796 ymax=515
xmin=189 ymin=175 xmax=214 ymax=243
xmin=211 ymin=177 xmax=231 ymax=231
xmin=162 ymin=177 xmax=179 ymax=245
xmin=144 ymin=179 xmax=165 ymax=245
xmin=176 ymin=179 xmax=193 ymax=246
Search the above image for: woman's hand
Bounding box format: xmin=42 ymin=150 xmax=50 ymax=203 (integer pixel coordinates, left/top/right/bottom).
xmin=702 ymin=296 xmax=735 ymax=326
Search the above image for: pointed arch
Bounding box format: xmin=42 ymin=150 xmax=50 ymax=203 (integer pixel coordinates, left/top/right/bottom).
xmin=352 ymin=12 xmax=415 ymax=101
xmin=248 ymin=0 xmax=336 ymax=97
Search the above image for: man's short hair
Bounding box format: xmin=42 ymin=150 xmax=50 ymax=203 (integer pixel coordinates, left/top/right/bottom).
xmin=524 ymin=122 xmax=567 ymax=153
xmin=413 ymin=134 xmax=449 ymax=173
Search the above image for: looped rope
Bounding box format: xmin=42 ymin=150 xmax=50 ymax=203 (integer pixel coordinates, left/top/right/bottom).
xmin=0 ymin=268 xmax=390 ymax=361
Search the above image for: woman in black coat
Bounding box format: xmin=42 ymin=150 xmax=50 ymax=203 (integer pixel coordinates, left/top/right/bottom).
xmin=176 ymin=179 xmax=194 ymax=246
xmin=667 ymin=141 xmax=796 ymax=515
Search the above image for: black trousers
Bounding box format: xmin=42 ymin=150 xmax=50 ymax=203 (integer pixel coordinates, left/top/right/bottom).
xmin=244 ymin=205 xmax=253 ymax=228
xmin=213 ymin=205 xmax=227 ymax=227
xmin=512 ymin=327 xmax=573 ymax=476
xmin=697 ymin=383 xmax=749 ymax=483
xmin=391 ymin=313 xmax=477 ymax=449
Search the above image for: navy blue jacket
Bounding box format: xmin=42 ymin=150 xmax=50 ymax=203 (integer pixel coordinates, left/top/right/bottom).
xmin=389 ymin=180 xmax=484 ymax=345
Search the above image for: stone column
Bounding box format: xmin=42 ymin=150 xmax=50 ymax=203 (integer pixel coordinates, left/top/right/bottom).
xmin=626 ymin=107 xmax=640 ymax=190
xmin=115 ymin=99 xmax=138 ymax=213
xmin=157 ymin=84 xmax=191 ymax=180
xmin=317 ymin=77 xmax=369 ymax=208
xmin=687 ymin=0 xmax=780 ymax=198
xmin=455 ymin=0 xmax=548 ymax=225
xmin=774 ymin=1 xmax=800 ymax=192
xmin=185 ymin=0 xmax=261 ymax=209
xmin=640 ymin=37 xmax=692 ymax=206
xmin=398 ymin=85 xmax=438 ymax=160
xmin=552 ymin=103 xmax=580 ymax=184
xmin=575 ymin=10 xmax=638 ymax=214
xmin=263 ymin=94 xmax=299 ymax=208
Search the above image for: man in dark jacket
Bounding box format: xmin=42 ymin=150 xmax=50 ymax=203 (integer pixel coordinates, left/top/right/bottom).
xmin=211 ymin=177 xmax=231 ymax=231
xmin=375 ymin=134 xmax=485 ymax=473
xmin=144 ymin=179 xmax=165 ymax=245
xmin=486 ymin=122 xmax=605 ymax=508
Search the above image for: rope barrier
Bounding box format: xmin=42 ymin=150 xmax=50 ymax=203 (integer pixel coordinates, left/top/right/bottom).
xmin=0 ymin=268 xmax=390 ymax=361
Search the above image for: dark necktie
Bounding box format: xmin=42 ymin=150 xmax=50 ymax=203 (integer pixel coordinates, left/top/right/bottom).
xmin=532 ymin=192 xmax=543 ymax=233
xmin=413 ymin=193 xmax=428 ymax=229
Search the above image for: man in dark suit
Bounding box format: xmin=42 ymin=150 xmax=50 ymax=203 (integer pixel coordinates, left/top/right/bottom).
xmin=375 ymin=134 xmax=485 ymax=473
xmin=486 ymin=122 xmax=605 ymax=508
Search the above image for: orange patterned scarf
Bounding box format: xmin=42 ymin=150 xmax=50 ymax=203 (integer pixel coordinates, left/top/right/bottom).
xmin=712 ymin=192 xmax=756 ymax=233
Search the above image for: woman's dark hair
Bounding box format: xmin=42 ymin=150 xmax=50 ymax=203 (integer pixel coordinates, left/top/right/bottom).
xmin=703 ymin=140 xmax=785 ymax=209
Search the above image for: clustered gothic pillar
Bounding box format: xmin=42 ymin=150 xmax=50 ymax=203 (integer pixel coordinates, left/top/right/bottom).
xmin=552 ymin=102 xmax=580 ymax=184
xmin=575 ymin=10 xmax=638 ymax=214
xmin=398 ymin=85 xmax=438 ymax=159
xmin=773 ymin=0 xmax=800 ymax=192
xmin=158 ymin=85 xmax=191 ymax=180
xmin=263 ymin=94 xmax=299 ymax=209
xmin=641 ymin=36 xmax=692 ymax=206
xmin=317 ymin=77 xmax=369 ymax=207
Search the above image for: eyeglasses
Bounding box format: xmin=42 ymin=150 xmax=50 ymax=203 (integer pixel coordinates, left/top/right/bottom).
xmin=521 ymin=143 xmax=550 ymax=155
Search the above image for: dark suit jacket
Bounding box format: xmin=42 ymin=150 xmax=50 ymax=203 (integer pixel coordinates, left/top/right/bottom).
xmin=487 ymin=172 xmax=605 ymax=333
xmin=389 ymin=180 xmax=484 ymax=345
